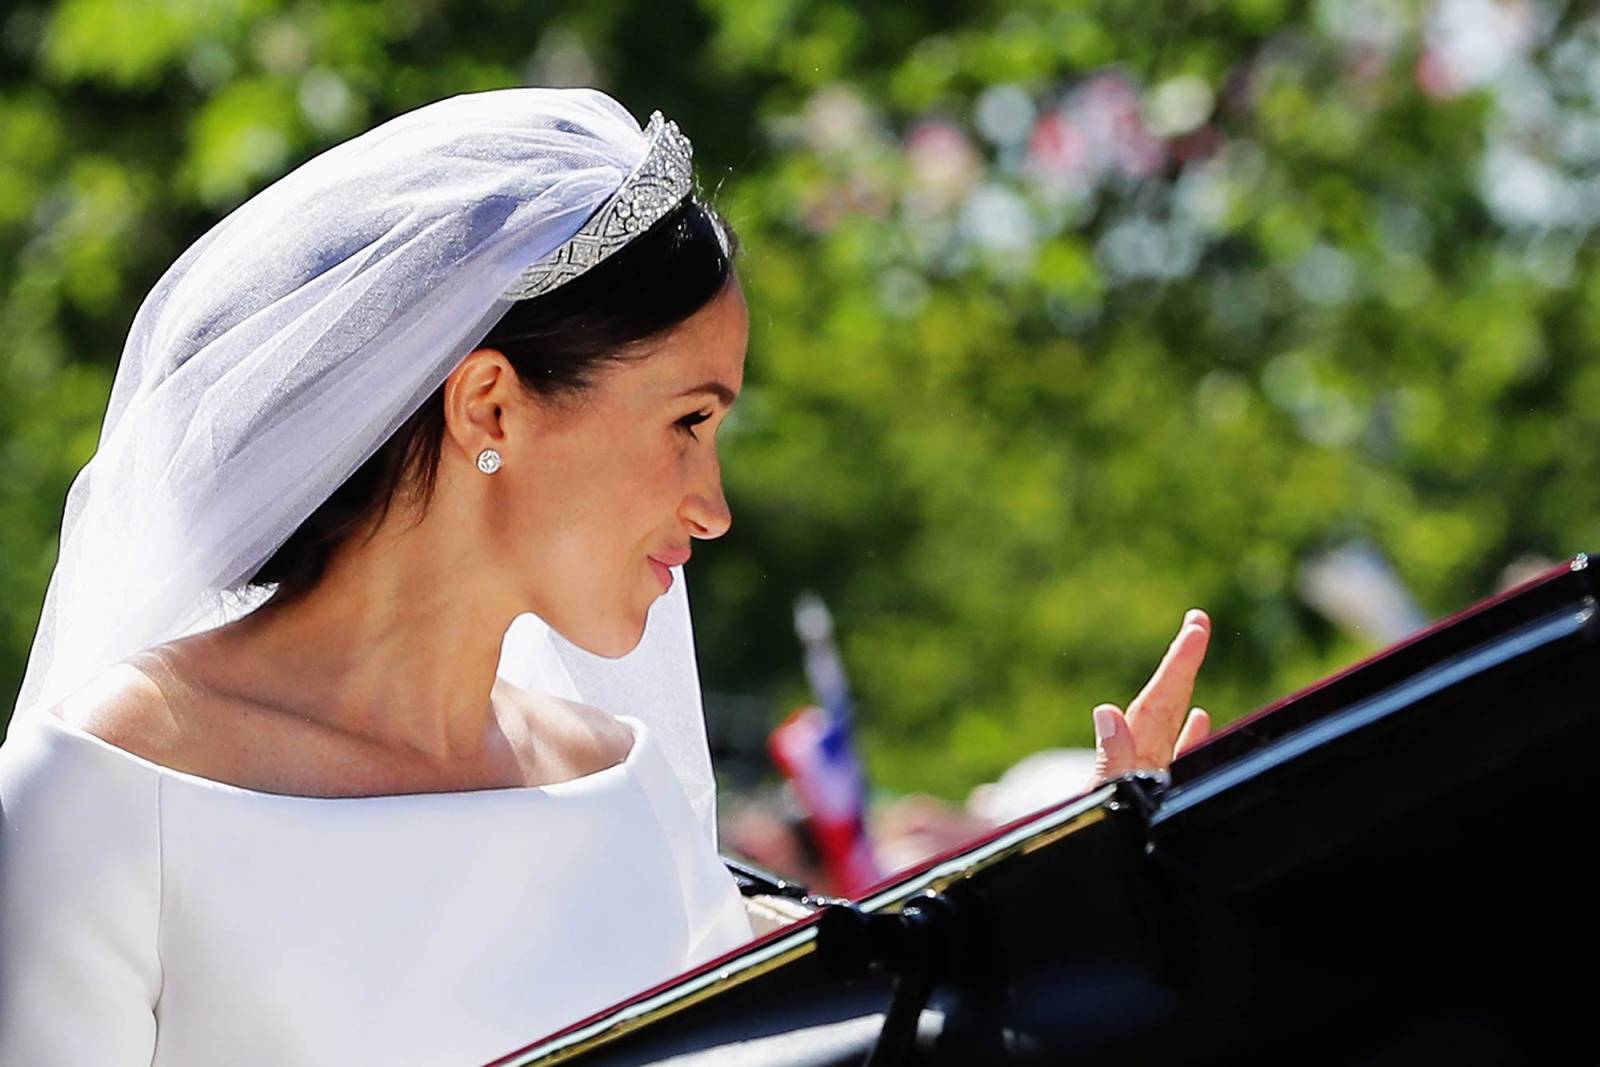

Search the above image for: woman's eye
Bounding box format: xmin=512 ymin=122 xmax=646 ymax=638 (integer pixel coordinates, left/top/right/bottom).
xmin=676 ymin=410 xmax=713 ymax=439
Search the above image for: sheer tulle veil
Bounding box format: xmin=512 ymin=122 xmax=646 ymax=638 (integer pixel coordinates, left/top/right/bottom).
xmin=9 ymin=87 xmax=721 ymax=837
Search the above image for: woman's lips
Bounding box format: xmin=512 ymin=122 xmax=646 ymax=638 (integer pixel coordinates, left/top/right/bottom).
xmin=646 ymin=549 xmax=689 ymax=592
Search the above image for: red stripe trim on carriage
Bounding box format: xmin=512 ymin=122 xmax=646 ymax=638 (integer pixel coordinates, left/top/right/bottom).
xmin=479 ymin=909 xmax=827 ymax=1066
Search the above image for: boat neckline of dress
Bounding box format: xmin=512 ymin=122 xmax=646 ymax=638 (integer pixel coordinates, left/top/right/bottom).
xmin=26 ymin=710 xmax=644 ymax=803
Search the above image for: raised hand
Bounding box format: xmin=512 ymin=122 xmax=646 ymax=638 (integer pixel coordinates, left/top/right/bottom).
xmin=1089 ymin=609 xmax=1212 ymax=787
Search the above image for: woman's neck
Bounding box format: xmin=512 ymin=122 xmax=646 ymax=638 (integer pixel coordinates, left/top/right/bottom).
xmin=218 ymin=515 xmax=518 ymax=763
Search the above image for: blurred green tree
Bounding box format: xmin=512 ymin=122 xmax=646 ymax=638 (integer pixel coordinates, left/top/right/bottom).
xmin=2 ymin=0 xmax=1595 ymax=799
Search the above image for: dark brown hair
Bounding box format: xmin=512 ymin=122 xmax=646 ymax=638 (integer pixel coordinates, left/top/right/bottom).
xmin=247 ymin=197 xmax=740 ymax=602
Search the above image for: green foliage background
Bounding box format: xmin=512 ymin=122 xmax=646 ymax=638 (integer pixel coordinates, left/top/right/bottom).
xmin=2 ymin=0 xmax=1594 ymax=797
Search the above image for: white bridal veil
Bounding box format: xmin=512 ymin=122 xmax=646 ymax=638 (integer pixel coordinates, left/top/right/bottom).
xmin=10 ymin=87 xmax=721 ymax=835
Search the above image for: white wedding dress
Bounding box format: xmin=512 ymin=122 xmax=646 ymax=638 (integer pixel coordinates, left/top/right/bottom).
xmin=0 ymin=711 xmax=753 ymax=1066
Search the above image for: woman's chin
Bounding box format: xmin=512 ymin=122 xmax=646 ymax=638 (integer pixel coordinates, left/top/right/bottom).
xmin=554 ymin=612 xmax=648 ymax=660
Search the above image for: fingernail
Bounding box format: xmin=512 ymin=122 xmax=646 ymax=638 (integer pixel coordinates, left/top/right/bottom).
xmin=1184 ymin=608 xmax=1202 ymax=627
xmin=1092 ymin=706 xmax=1119 ymax=743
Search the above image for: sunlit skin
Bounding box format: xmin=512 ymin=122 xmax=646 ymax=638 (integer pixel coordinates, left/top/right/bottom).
xmin=57 ymin=279 xmax=748 ymax=795
xmin=453 ymin=281 xmax=747 ymax=659
xmin=61 ymin=267 xmax=1201 ymax=795
xmin=1088 ymin=609 xmax=1212 ymax=786
xmin=232 ymin=275 xmax=747 ymax=756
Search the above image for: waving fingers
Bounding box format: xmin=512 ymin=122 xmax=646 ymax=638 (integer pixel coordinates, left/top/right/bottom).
xmin=1176 ymin=706 xmax=1211 ymax=755
xmin=1091 ymin=704 xmax=1135 ymax=785
xmin=1125 ymin=610 xmax=1210 ymax=765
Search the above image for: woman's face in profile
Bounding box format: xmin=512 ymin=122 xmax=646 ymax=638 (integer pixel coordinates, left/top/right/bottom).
xmin=495 ymin=278 xmax=748 ymax=657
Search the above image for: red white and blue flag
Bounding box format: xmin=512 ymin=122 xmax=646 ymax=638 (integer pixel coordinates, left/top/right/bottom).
xmin=768 ymin=594 xmax=882 ymax=897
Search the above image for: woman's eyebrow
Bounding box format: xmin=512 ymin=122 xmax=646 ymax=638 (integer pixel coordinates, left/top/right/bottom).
xmin=675 ymin=382 xmax=739 ymax=405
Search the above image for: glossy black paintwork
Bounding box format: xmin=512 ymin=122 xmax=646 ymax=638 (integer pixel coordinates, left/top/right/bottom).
xmin=499 ymin=555 xmax=1600 ymax=1067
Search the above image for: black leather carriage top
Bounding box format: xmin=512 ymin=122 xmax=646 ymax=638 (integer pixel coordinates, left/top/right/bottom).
xmin=490 ymin=554 xmax=1600 ymax=1067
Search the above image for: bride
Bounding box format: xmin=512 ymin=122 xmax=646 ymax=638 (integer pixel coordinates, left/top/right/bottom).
xmin=0 ymin=87 xmax=1208 ymax=1064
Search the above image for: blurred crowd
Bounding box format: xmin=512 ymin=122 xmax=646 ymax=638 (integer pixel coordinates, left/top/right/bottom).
xmin=725 ymin=550 xmax=1559 ymax=895
xmin=722 ymin=745 xmax=1096 ymax=893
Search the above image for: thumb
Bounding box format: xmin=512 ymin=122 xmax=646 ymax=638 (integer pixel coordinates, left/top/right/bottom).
xmin=1090 ymin=704 xmax=1136 ymax=787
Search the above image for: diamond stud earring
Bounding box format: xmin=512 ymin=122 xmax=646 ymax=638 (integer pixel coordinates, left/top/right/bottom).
xmin=476 ymin=448 xmax=502 ymax=475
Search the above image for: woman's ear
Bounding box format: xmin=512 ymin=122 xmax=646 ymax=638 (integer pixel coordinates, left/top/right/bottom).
xmin=441 ymin=347 xmax=519 ymax=462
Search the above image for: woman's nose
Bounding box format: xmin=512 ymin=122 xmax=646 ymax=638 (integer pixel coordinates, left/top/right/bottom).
xmin=681 ymin=471 xmax=732 ymax=540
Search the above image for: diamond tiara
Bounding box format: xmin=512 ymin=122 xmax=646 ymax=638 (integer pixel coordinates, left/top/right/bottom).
xmin=502 ymin=111 xmax=695 ymax=302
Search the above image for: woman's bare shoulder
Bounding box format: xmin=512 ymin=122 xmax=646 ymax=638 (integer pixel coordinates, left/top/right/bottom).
xmin=49 ymin=652 xmax=209 ymax=770
xmin=554 ymin=695 xmax=636 ymax=765
xmin=54 ymin=661 xmax=635 ymax=789
xmin=494 ymin=681 xmax=634 ymax=778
